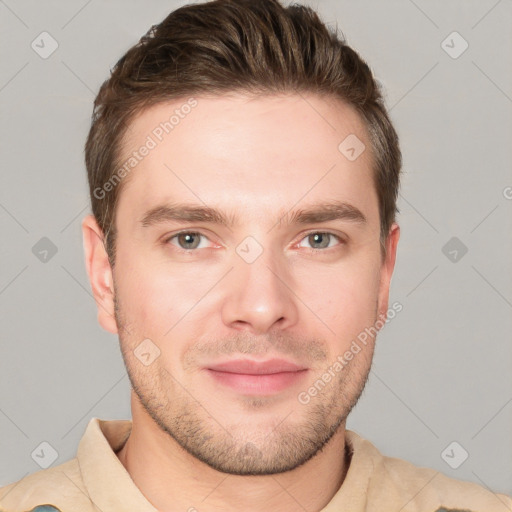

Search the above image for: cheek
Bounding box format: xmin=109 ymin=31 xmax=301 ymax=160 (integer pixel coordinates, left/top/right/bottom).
xmin=114 ymin=251 xmax=207 ymax=377
xmin=300 ymin=255 xmax=381 ymax=345
xmin=114 ymin=250 xmax=178 ymax=337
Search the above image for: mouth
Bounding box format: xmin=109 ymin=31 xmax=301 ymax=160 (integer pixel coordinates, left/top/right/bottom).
xmin=205 ymin=358 xmax=309 ymax=395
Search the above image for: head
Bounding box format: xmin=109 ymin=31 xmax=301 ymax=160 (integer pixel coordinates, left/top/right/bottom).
xmin=83 ymin=0 xmax=401 ymax=475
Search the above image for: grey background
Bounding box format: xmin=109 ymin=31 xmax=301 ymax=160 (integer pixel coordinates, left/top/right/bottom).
xmin=1 ymin=0 xmax=511 ymax=500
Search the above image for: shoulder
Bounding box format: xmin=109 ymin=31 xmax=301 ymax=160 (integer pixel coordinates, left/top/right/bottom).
xmin=346 ymin=431 xmax=512 ymax=511
xmin=382 ymin=454 xmax=510 ymax=510
xmin=0 ymin=458 xmax=93 ymax=512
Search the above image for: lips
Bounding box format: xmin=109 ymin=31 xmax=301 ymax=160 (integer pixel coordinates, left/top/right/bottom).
xmin=207 ymin=358 xmax=307 ymax=375
xmin=205 ymin=358 xmax=308 ymax=395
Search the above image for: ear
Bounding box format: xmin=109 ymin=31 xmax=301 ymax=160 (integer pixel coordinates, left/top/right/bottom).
xmin=377 ymin=222 xmax=400 ymax=319
xmin=82 ymin=214 xmax=118 ymax=334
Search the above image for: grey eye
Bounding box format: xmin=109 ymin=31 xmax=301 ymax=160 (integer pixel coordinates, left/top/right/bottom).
xmin=300 ymin=232 xmax=343 ymax=250
xmin=177 ymin=232 xmax=202 ymax=250
xmin=307 ymin=233 xmax=331 ymax=249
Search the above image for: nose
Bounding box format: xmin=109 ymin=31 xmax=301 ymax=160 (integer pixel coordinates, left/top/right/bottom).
xmin=220 ymin=247 xmax=299 ymax=335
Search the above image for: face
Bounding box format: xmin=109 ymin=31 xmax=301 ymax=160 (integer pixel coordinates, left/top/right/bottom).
xmin=84 ymin=93 xmax=399 ymax=475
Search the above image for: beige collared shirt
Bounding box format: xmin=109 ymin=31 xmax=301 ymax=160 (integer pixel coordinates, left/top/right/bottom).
xmin=0 ymin=417 xmax=510 ymax=511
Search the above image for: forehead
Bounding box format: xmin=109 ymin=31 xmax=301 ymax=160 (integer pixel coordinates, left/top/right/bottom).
xmin=115 ymin=93 xmax=378 ymax=228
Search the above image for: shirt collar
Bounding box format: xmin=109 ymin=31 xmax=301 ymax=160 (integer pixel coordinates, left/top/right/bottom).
xmin=77 ymin=417 xmax=376 ymax=511
xmin=77 ymin=417 xmax=158 ymax=511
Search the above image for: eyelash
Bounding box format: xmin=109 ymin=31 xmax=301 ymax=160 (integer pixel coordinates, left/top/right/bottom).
xmin=163 ymin=230 xmax=345 ymax=253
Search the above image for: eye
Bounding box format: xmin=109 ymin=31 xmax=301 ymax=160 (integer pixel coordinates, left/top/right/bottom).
xmin=165 ymin=231 xmax=211 ymax=251
xmin=298 ymin=232 xmax=344 ymax=250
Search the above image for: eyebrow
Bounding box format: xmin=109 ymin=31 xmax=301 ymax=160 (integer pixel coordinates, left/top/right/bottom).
xmin=139 ymin=200 xmax=367 ymax=229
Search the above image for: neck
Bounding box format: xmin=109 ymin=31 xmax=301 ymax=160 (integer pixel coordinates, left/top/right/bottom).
xmin=116 ymin=392 xmax=350 ymax=512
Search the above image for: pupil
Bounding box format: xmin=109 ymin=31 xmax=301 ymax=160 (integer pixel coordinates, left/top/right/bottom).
xmin=180 ymin=233 xmax=199 ymax=249
xmin=311 ymin=233 xmax=328 ymax=248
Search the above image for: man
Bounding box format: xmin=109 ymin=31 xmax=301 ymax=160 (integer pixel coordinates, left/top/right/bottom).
xmin=1 ymin=0 xmax=510 ymax=511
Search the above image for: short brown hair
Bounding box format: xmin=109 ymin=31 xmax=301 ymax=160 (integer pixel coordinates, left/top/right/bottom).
xmin=85 ymin=0 xmax=401 ymax=265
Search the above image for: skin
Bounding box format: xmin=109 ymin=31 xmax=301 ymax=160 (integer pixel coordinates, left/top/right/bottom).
xmin=82 ymin=92 xmax=399 ymax=512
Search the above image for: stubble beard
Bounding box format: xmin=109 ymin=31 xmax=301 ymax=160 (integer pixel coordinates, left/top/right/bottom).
xmin=113 ymin=291 xmax=373 ymax=476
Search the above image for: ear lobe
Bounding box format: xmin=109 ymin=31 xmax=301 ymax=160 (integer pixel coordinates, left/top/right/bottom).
xmin=82 ymin=214 xmax=118 ymax=334
xmin=377 ymin=223 xmax=400 ymax=320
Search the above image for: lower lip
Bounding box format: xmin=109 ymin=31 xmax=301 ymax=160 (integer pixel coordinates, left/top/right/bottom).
xmin=206 ymin=369 xmax=308 ymax=395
